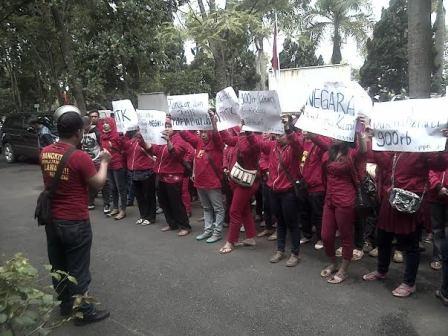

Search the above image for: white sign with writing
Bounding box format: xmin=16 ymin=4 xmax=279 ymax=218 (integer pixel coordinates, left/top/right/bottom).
xmin=216 ymin=87 xmax=241 ymax=131
xmin=167 ymin=93 xmax=212 ymax=130
xmin=112 ymin=100 xmax=139 ymax=133
xmin=136 ymin=110 xmax=167 ymax=145
xmin=295 ymin=81 xmax=372 ymax=141
xmin=372 ymin=98 xmax=448 ymax=152
xmin=239 ymin=91 xmax=283 ymax=134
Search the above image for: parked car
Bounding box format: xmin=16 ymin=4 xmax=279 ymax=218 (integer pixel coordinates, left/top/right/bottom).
xmin=1 ymin=113 xmax=57 ymax=163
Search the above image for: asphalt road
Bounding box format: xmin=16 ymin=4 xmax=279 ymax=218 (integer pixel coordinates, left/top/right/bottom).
xmin=0 ymin=158 xmax=447 ymax=336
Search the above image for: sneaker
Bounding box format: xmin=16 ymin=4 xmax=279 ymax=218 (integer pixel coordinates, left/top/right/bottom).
xmin=103 ymin=205 xmax=111 ymax=214
xmin=270 ymin=251 xmax=286 ymax=263
xmin=352 ymin=249 xmax=364 ymax=261
xmin=240 ymin=226 xmax=245 ymax=232
xmin=88 ymin=204 xmax=95 ymax=210
xmin=335 ymin=247 xmax=343 ymax=257
xmin=206 ymin=234 xmax=222 ymax=243
xmin=393 ymin=250 xmax=404 ymax=263
xmin=136 ymin=219 xmax=144 ymax=225
xmin=300 ymin=237 xmax=311 ymax=245
xmin=314 ymin=240 xmax=324 ymax=250
xmin=140 ymin=220 xmax=152 ymax=226
xmin=196 ymin=231 xmax=212 ymax=241
xmin=369 ymin=247 xmax=379 ymax=257
xmin=74 ymin=308 xmax=110 ymax=326
xmin=286 ymin=254 xmax=300 ymax=267
xmin=108 ymin=209 xmax=119 ymax=217
xmin=267 ymin=232 xmax=277 ymax=241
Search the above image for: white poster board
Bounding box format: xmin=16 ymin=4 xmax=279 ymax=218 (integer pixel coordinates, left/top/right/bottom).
xmin=216 ymin=87 xmax=241 ymax=131
xmin=98 ymin=110 xmax=112 ymax=119
xmin=371 ymin=98 xmax=448 ymax=152
xmin=167 ymin=93 xmax=212 ymax=130
xmin=238 ymin=91 xmax=283 ymax=134
xmin=136 ymin=110 xmax=167 ymax=145
xmin=295 ymin=81 xmax=372 ymax=142
xmin=112 ymin=100 xmax=139 ymax=133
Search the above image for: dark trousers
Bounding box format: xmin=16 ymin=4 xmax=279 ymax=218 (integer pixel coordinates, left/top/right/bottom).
xmin=127 ymin=170 xmax=135 ymax=204
xmin=255 ymin=184 xmax=263 ymax=218
xmin=108 ymin=168 xmax=127 ymax=211
xmin=377 ymin=228 xmax=421 ymax=286
xmin=441 ymin=226 xmax=448 ymax=297
xmin=133 ymin=174 xmax=156 ymax=221
xmin=223 ymin=176 xmax=233 ymax=224
xmin=45 ymin=220 xmax=93 ymax=314
xmin=430 ymin=202 xmax=448 ymax=261
xmin=88 ymin=178 xmax=110 ymax=207
xmin=301 ymin=192 xmax=324 ymax=240
xmin=262 ymin=182 xmax=274 ymax=230
xmin=158 ymin=180 xmax=191 ymax=230
xmin=271 ymin=190 xmax=301 ymax=255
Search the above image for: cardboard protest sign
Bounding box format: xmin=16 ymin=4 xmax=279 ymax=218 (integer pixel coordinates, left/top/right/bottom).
xmin=238 ymin=91 xmax=283 ymax=134
xmin=216 ymin=87 xmax=241 ymax=131
xmin=112 ymin=100 xmax=139 ymax=133
xmin=98 ymin=110 xmax=112 ymax=119
xmin=136 ymin=110 xmax=167 ymax=145
xmin=295 ymin=81 xmax=372 ymax=141
xmin=371 ymin=98 xmax=448 ymax=152
xmin=167 ymin=93 xmax=212 ymax=130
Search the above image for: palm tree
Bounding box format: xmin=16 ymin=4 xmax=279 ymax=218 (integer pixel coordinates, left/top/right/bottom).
xmin=408 ymin=0 xmax=432 ymax=98
xmin=308 ymin=0 xmax=373 ymax=64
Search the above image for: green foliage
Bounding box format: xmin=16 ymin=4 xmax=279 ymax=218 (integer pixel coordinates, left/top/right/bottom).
xmin=0 ymin=253 xmax=76 ymax=335
xmin=280 ymin=36 xmax=324 ymax=68
xmin=359 ymin=0 xmax=408 ymax=100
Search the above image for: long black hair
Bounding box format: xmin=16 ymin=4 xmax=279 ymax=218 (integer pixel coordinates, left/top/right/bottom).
xmin=328 ymin=142 xmax=352 ymax=162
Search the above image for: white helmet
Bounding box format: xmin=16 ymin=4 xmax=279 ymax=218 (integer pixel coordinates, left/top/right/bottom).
xmin=54 ymin=105 xmax=81 ymax=122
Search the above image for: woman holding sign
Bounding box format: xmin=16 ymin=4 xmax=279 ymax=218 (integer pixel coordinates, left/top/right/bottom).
xmin=317 ymin=119 xmax=368 ymax=284
xmin=219 ymin=124 xmax=261 ymax=254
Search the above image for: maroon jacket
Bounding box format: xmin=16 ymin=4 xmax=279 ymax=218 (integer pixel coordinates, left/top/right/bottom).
xmin=101 ymin=132 xmax=123 ymax=170
xmin=302 ymin=136 xmax=332 ymax=193
xmin=262 ymin=133 xmax=304 ymax=193
xmin=428 ymin=169 xmax=448 ymax=204
xmin=220 ymin=130 xmax=261 ymax=171
xmin=123 ymin=136 xmax=154 ymax=171
xmin=180 ymin=131 xmax=224 ymax=189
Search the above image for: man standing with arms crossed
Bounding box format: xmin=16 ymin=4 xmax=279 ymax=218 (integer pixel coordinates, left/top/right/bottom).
xmin=40 ymin=105 xmax=111 ymax=325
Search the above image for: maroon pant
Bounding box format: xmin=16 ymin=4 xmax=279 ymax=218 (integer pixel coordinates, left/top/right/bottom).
xmin=182 ymin=177 xmax=192 ymax=214
xmin=227 ymin=181 xmax=259 ymax=244
xmin=321 ymin=201 xmax=355 ymax=261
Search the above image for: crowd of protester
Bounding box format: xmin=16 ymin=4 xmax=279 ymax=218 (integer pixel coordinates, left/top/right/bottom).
xmin=38 ymin=106 xmax=448 ymax=325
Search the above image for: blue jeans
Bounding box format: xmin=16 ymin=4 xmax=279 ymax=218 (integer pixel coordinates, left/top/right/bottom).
xmin=45 ymin=220 xmax=93 ymax=314
xmin=197 ymin=188 xmax=225 ymax=235
xmin=271 ymin=189 xmax=301 ymax=255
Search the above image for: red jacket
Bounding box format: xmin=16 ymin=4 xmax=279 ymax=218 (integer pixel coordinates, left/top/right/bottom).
xmin=180 ymin=131 xmax=224 ymax=189
xmin=263 ymin=132 xmax=304 ymax=193
xmin=302 ymin=136 xmax=331 ymax=193
xmin=220 ymin=130 xmax=261 ymax=171
xmin=123 ymin=136 xmax=154 ymax=171
xmin=101 ymin=132 xmax=123 ymax=170
xmin=428 ymin=169 xmax=448 ymax=204
xmin=150 ymin=132 xmax=190 ymax=183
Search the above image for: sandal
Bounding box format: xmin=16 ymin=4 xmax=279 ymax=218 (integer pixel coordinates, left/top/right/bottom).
xmin=219 ymin=242 xmax=234 ymax=254
xmin=435 ymin=290 xmax=448 ymax=306
xmin=392 ymin=283 xmax=416 ymax=297
xmin=320 ymin=265 xmax=337 ymax=278
xmin=430 ymin=260 xmax=442 ymax=271
xmin=327 ymin=272 xmax=348 ymax=284
xmin=362 ymin=271 xmax=386 ymax=281
xmin=235 ymin=239 xmax=256 ymax=248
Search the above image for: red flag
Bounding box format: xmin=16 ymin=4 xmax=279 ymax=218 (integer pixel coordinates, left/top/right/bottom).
xmin=271 ymin=14 xmax=280 ymax=72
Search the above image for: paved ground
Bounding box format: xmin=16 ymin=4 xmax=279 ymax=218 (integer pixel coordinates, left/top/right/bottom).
xmin=0 ymin=158 xmax=447 ymax=336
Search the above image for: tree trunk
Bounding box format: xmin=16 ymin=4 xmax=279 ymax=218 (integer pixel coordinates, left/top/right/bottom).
xmin=255 ymin=37 xmax=267 ymax=90
xmin=50 ymin=5 xmax=87 ymax=113
xmin=331 ymin=19 xmax=342 ymax=64
xmin=433 ymin=0 xmax=445 ymax=94
xmin=408 ymin=0 xmax=432 ymax=98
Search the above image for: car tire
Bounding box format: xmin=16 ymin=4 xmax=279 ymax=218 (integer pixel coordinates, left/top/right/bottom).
xmin=3 ymin=143 xmax=16 ymax=163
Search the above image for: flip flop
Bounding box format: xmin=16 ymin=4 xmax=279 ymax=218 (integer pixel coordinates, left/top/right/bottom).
xmin=327 ymin=272 xmax=348 ymax=284
xmin=219 ymin=244 xmax=234 ymax=254
xmin=392 ymin=283 xmax=416 ymax=297
xmin=234 ymin=239 xmax=256 ymax=247
xmin=362 ymin=271 xmax=386 ymax=281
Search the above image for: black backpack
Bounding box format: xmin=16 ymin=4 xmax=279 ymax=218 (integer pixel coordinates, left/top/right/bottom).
xmin=35 ymin=147 xmax=76 ymax=226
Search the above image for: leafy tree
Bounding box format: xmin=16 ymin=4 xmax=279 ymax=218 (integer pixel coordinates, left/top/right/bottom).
xmin=359 ymin=0 xmax=408 ymax=100
xmin=279 ymin=36 xmax=324 ymax=68
xmin=308 ymin=0 xmax=373 ymax=64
